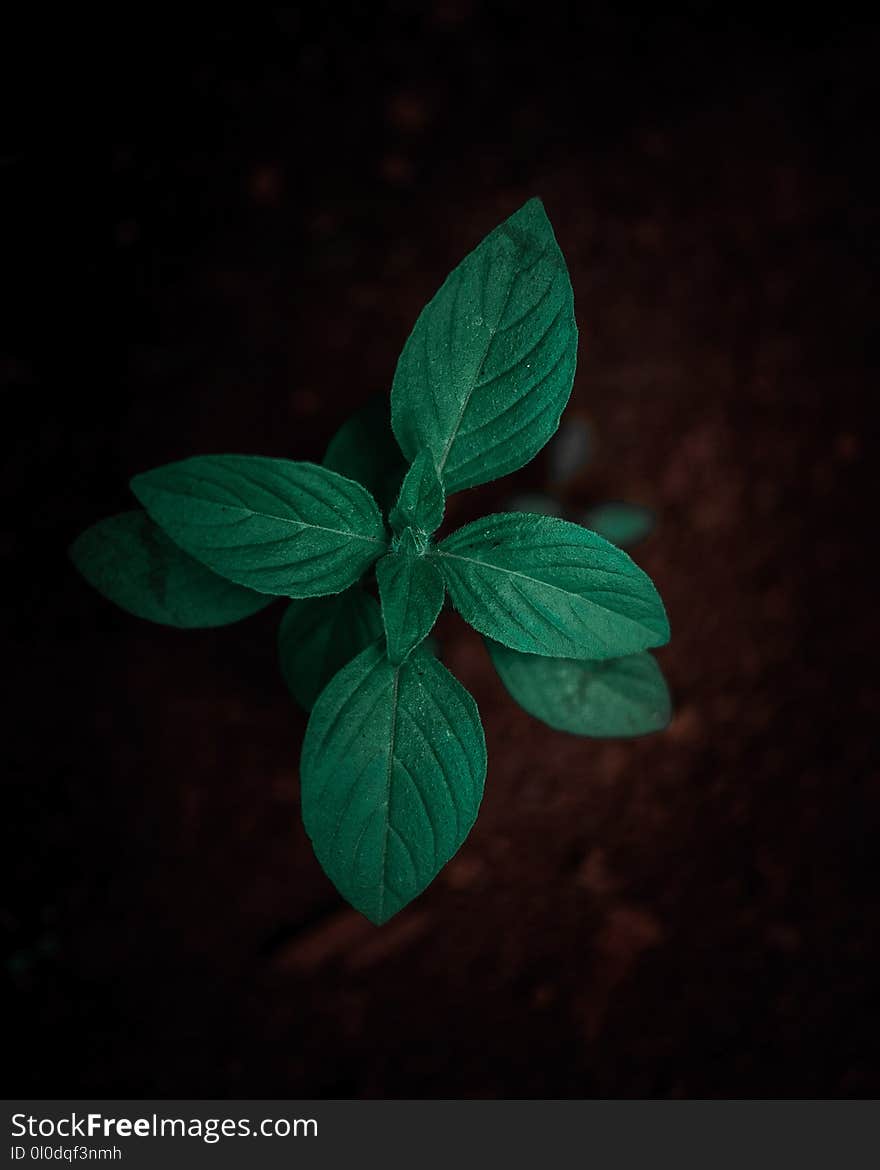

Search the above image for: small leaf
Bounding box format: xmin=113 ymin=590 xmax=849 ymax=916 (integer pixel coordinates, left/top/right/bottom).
xmin=323 ymin=396 xmax=407 ymax=509
xmin=391 ymin=198 xmax=577 ymax=493
xmin=376 ymin=531 xmax=446 ymax=664
xmin=547 ymin=414 xmax=594 ymax=483
xmin=389 ymin=451 xmax=445 ymax=536
xmin=131 ymin=456 xmax=387 ymax=598
xmin=301 ymin=640 xmax=487 ymax=924
xmin=506 ymin=492 xmax=563 ymax=517
xmin=69 ymin=510 xmax=273 ymax=628
xmin=278 ymin=587 xmax=383 ymax=710
xmin=583 ymin=501 xmax=655 ymax=549
xmin=487 ymin=640 xmax=671 ymax=737
xmin=434 ymin=512 xmax=669 ymax=659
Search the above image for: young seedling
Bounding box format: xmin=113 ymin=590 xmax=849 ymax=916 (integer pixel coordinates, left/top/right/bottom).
xmin=70 ymin=199 xmax=671 ymax=925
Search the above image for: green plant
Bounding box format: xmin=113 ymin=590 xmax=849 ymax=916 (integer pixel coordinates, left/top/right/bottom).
xmin=70 ymin=199 xmax=671 ymax=925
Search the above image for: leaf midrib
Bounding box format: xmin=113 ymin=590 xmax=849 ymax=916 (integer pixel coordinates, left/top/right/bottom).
xmin=434 ymin=549 xmax=663 ymax=655
xmin=435 ymin=549 xmax=643 ymax=607
xmin=377 ymin=664 xmax=402 ymax=923
xmin=434 ymin=243 xmax=548 ymax=481
xmin=152 ymin=485 xmax=387 ymax=547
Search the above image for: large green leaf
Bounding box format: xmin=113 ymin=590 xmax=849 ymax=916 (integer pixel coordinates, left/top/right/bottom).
xmin=434 ymin=513 xmax=669 ymax=659
xmin=391 ymin=198 xmax=577 ymax=494
xmin=277 ymin=587 xmax=383 ymax=711
xmin=389 ymin=451 xmax=445 ymax=537
xmin=487 ymin=640 xmax=671 ymax=737
xmin=132 ymin=456 xmax=387 ymax=598
xmin=376 ymin=531 xmax=446 ymax=665
xmin=69 ymin=509 xmax=274 ymax=628
xmin=323 ymin=395 xmax=407 ymax=509
xmin=301 ymin=641 xmax=486 ymax=924
xmin=583 ymin=501 xmax=655 ymax=549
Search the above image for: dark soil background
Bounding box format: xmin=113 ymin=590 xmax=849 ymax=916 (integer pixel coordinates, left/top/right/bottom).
xmin=4 ymin=8 xmax=880 ymax=1097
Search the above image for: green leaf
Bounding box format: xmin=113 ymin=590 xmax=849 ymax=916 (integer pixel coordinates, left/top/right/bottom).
xmin=487 ymin=640 xmax=671 ymax=737
xmin=583 ymin=501 xmax=655 ymax=549
xmin=376 ymin=531 xmax=446 ymax=665
xmin=389 ymin=451 xmax=445 ymax=536
xmin=391 ymin=198 xmax=577 ymax=494
xmin=301 ymin=640 xmax=487 ymax=924
xmin=131 ymin=456 xmax=387 ymax=598
xmin=323 ymin=396 xmax=407 ymax=509
xmin=69 ymin=510 xmax=273 ymax=628
xmin=434 ymin=512 xmax=669 ymax=659
xmin=277 ymin=587 xmax=383 ymax=710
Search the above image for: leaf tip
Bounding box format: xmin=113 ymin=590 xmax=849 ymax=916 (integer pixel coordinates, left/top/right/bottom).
xmin=361 ymin=905 xmax=397 ymax=927
xmin=128 ymin=469 xmax=152 ymax=506
xmin=653 ymin=609 xmax=672 ymax=648
xmin=67 ymin=532 xmax=89 ymax=581
xmin=507 ymin=195 xmax=553 ymax=237
xmin=520 ymin=194 xmax=547 ymax=215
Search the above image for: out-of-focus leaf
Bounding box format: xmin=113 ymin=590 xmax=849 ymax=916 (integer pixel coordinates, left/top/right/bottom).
xmin=583 ymin=501 xmax=655 ymax=548
xmin=487 ymin=640 xmax=671 ymax=737
xmin=277 ymin=587 xmax=383 ymax=710
xmin=69 ymin=510 xmax=273 ymax=628
xmin=323 ymin=395 xmax=407 ymax=509
xmin=546 ymin=414 xmax=594 ymax=483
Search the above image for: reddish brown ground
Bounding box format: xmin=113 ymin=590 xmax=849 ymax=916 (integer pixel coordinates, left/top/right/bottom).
xmin=5 ymin=11 xmax=879 ymax=1096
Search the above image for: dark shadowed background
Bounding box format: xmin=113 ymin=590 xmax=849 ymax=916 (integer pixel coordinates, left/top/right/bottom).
xmin=4 ymin=7 xmax=880 ymax=1097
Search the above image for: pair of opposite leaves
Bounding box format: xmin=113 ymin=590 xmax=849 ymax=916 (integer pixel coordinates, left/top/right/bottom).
xmin=71 ymin=198 xmax=670 ymax=924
